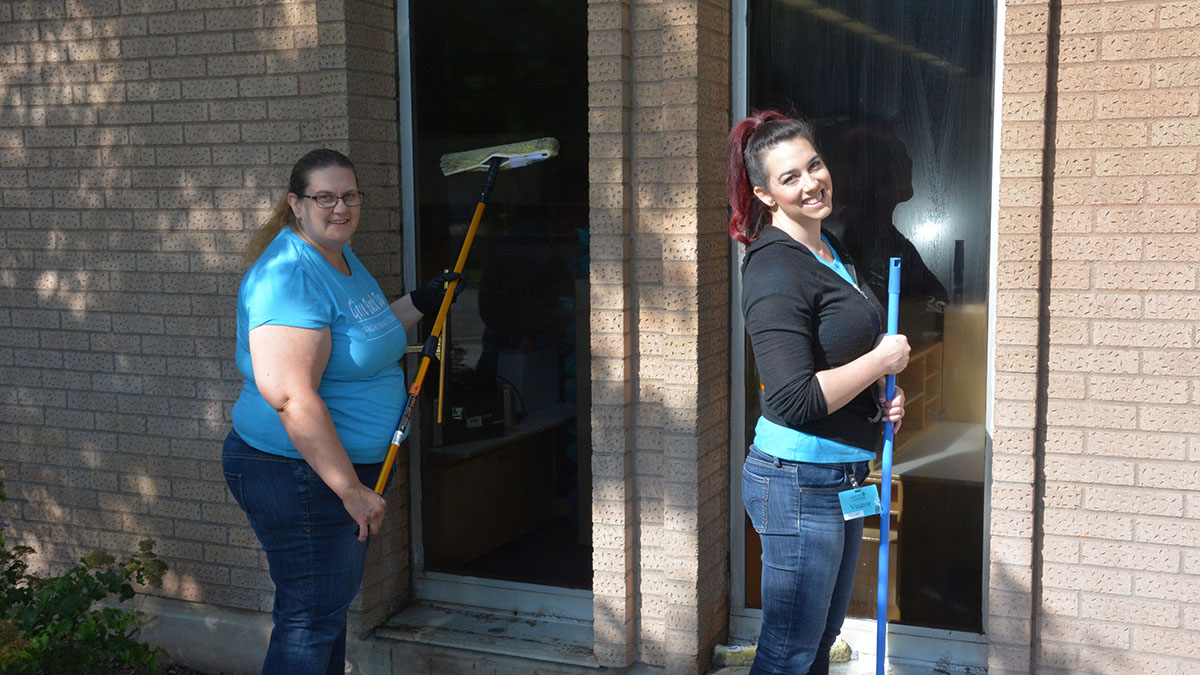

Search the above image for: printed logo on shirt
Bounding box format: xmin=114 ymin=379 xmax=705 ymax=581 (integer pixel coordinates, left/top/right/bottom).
xmin=347 ymin=292 xmax=401 ymax=339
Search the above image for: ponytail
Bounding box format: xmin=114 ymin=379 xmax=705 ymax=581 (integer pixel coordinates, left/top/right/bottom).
xmin=243 ymin=147 xmax=358 ymax=262
xmin=726 ymin=110 xmax=818 ymax=245
xmin=245 ymin=195 xmax=293 ymax=262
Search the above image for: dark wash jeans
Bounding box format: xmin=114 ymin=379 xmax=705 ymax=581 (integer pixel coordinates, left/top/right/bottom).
xmin=222 ymin=429 xmax=386 ymax=675
xmin=742 ymin=444 xmax=869 ymax=675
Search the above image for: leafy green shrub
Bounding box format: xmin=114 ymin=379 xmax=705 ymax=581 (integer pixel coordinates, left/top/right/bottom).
xmin=0 ymin=466 xmax=170 ymax=674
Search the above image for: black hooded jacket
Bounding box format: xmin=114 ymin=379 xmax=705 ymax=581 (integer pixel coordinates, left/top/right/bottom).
xmin=741 ymin=226 xmax=886 ymax=454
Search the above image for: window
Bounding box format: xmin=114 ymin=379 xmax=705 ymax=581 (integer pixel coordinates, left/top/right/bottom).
xmin=408 ymin=1 xmax=591 ymax=590
xmin=741 ymin=0 xmax=995 ymax=633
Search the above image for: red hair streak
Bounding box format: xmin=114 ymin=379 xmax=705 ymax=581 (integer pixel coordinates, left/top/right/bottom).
xmin=726 ymin=110 xmax=790 ymax=245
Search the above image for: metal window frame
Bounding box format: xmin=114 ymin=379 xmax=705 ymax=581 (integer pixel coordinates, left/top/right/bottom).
xmin=395 ymin=0 xmax=593 ymax=623
xmin=726 ymin=0 xmax=1006 ymax=668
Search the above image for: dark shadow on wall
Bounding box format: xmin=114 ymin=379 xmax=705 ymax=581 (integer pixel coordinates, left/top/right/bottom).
xmin=0 ymin=15 xmax=316 ymax=619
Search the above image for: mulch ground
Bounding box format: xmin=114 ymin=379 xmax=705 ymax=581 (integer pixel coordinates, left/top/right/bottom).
xmin=162 ymin=664 xmax=238 ymax=675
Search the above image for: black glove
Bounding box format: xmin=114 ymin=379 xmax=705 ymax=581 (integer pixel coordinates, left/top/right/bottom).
xmin=409 ymin=272 xmax=463 ymax=316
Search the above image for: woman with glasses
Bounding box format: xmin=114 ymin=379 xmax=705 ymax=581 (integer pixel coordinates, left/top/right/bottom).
xmin=222 ymin=148 xmax=456 ymax=674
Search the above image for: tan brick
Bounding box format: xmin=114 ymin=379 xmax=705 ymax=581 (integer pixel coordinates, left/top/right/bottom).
xmin=1128 ymin=624 xmax=1200 ymax=658
xmin=1145 ymin=235 xmax=1200 ymax=261
xmin=1136 ymin=518 xmax=1200 ymax=548
xmin=995 ymin=345 xmax=1038 ymax=375
xmin=1050 ymin=263 xmax=1091 ymax=290
xmin=1003 ymin=93 xmax=1046 ymax=123
xmin=1088 ymin=431 xmax=1188 ymax=460
xmin=1064 ymin=3 xmax=1158 ymax=34
xmin=1045 ymin=484 xmax=1084 ymax=509
xmin=1042 ymin=590 xmax=1083 ymax=621
xmin=999 ymin=150 xmax=1043 ymax=179
xmin=1147 ymin=176 xmax=1200 ymax=204
xmin=1047 ymin=452 xmax=1137 ymax=485
xmin=1093 ymin=321 xmax=1190 ymax=348
xmin=1042 ymin=615 xmax=1131 ymax=649
xmin=1007 ymin=5 xmax=1049 ymax=36
xmin=1161 ymin=1 xmax=1200 ymax=28
xmin=1097 ymin=207 xmax=1199 ymax=234
xmin=1082 ymin=647 xmax=1189 ymax=673
xmin=1057 ymin=122 xmax=1149 ymax=150
xmin=990 ymin=616 xmax=1034 ymax=646
xmin=1049 ymin=292 xmax=1142 ymax=317
xmin=1059 ymin=63 xmax=1151 ymax=92
xmin=997 ymin=261 xmax=1039 ymax=289
xmin=1048 ymin=373 xmax=1086 ymax=400
xmin=1001 ymin=123 xmax=1046 ymax=152
xmin=1060 ymin=35 xmax=1099 ymax=63
xmin=1043 ymin=561 xmax=1132 ymax=594
xmin=1099 ymin=261 xmax=1195 ymax=290
xmin=990 ymin=586 xmax=1035 ymax=618
xmin=1084 ymin=486 xmax=1184 ymax=517
xmin=1090 ymin=375 xmax=1190 ymax=404
xmin=1047 ymin=400 xmax=1139 ymax=430
xmin=1146 ymin=293 xmax=1200 ymax=321
xmin=995 ymin=373 xmax=1036 ymax=401
xmin=1005 ymin=34 xmax=1047 ymax=64
xmin=1140 ymin=405 xmax=1198 ymax=433
xmin=989 ymin=643 xmax=1034 ymax=674
xmin=998 ymin=234 xmax=1040 ymax=262
xmin=1081 ymin=540 xmax=1181 ymax=574
xmin=1057 ymin=236 xmax=1146 ymax=261
xmin=991 ymin=509 xmax=1035 ymax=538
xmin=1094 ymin=149 xmax=1198 ymax=178
xmin=991 ymin=535 xmax=1034 ymax=567
xmin=1003 ymin=63 xmax=1051 ymax=94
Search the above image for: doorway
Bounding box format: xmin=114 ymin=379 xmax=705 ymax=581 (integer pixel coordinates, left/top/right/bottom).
xmin=730 ymin=0 xmax=997 ymax=663
xmin=404 ymin=1 xmax=591 ymax=596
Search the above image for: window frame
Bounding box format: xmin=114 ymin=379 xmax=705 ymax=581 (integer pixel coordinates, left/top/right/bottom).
xmin=725 ymin=0 xmax=1005 ymax=667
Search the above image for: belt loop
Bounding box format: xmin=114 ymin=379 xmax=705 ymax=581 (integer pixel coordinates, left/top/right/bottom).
xmin=773 ymin=455 xmax=782 ymax=468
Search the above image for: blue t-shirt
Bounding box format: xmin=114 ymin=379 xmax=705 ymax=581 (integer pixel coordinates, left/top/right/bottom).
xmin=753 ymin=234 xmax=874 ymax=464
xmin=232 ymin=228 xmax=407 ymax=463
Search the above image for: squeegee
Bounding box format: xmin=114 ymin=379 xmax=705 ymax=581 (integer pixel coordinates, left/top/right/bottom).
xmin=374 ymin=137 xmax=560 ymax=494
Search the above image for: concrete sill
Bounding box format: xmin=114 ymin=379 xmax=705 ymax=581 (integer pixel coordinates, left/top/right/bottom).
xmin=375 ymin=602 xmax=599 ymax=669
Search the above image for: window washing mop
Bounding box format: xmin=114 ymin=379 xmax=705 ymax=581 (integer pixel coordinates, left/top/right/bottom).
xmin=877 ymin=257 xmax=901 ymax=673
xmin=373 ymin=137 xmax=560 ymax=494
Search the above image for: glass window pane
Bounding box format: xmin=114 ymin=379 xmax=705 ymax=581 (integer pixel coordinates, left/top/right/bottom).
xmin=410 ymin=1 xmax=591 ymax=589
xmin=743 ymin=0 xmax=995 ymax=632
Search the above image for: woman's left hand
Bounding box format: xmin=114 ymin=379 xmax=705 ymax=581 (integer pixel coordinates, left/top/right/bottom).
xmin=880 ymin=385 xmax=905 ymax=434
xmin=409 ymin=272 xmax=464 ymax=316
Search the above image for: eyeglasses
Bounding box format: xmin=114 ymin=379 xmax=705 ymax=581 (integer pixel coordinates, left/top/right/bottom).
xmin=302 ymin=191 xmax=365 ymax=208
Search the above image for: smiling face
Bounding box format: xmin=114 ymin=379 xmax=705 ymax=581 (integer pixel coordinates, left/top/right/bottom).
xmin=287 ymin=165 xmax=360 ymax=255
xmin=752 ymin=137 xmax=834 ymax=229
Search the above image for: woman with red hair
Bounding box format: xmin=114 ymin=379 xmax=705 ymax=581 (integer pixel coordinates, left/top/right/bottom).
xmin=729 ymin=111 xmax=909 ymax=674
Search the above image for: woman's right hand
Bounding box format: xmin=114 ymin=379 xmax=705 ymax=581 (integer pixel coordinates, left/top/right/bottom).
xmin=873 ymin=333 xmax=911 ymax=375
xmin=341 ymin=483 xmax=387 ymax=542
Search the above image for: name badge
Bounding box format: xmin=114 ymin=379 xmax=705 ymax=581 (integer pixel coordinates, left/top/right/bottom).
xmin=838 ymin=485 xmax=881 ymax=521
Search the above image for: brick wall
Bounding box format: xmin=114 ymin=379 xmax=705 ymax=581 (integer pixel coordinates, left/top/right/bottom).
xmin=588 ymin=0 xmax=730 ymax=672
xmin=0 ymin=0 xmax=404 ymax=630
xmin=991 ymin=1 xmax=1200 ymax=671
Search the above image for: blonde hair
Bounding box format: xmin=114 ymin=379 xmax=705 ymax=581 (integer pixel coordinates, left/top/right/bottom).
xmin=244 ymin=148 xmax=357 ymax=262
xmin=245 ymin=195 xmax=294 ymax=262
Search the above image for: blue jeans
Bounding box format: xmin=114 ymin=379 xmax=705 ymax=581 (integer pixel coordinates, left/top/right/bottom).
xmin=743 ymin=445 xmax=869 ymax=675
xmin=222 ymin=429 xmax=387 ymax=675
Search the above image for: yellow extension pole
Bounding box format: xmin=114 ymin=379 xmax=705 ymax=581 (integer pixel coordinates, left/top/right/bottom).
xmin=373 ymin=160 xmax=500 ymax=494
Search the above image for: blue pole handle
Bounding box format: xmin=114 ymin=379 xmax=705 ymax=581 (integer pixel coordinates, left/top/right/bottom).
xmin=877 ymin=257 xmax=901 ymax=674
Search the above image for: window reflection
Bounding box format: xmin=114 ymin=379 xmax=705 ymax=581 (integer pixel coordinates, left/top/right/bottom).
xmin=745 ymin=0 xmax=994 ymax=633
xmin=409 ymin=1 xmax=591 ymax=589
